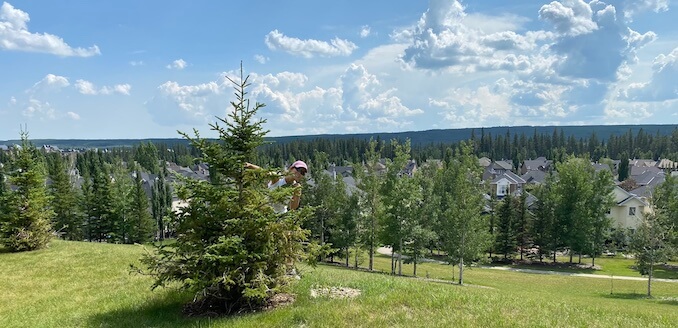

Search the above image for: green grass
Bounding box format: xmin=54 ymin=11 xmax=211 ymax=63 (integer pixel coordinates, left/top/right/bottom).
xmin=1 ymin=241 xmax=677 ymax=328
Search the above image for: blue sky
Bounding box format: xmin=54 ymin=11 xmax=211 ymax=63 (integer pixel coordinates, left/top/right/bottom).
xmin=0 ymin=0 xmax=676 ymax=140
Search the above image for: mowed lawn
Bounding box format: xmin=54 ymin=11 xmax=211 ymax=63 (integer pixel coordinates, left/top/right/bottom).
xmin=1 ymin=241 xmax=677 ymax=328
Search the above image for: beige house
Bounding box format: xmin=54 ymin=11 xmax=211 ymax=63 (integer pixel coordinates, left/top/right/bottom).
xmin=607 ymin=186 xmax=650 ymax=230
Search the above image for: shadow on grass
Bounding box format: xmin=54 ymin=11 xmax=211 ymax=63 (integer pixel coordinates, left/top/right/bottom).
xmin=602 ymin=293 xmax=678 ymax=306
xmin=603 ymin=292 xmax=650 ymax=300
xmin=86 ymin=291 xmax=216 ymax=328
xmin=488 ymin=262 xmax=598 ymax=275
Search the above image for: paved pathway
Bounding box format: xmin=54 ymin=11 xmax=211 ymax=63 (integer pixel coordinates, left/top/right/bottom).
xmin=376 ymin=246 xmax=677 ymax=283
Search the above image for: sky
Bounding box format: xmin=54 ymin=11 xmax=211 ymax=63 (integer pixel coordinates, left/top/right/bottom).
xmin=0 ymin=0 xmax=676 ymax=140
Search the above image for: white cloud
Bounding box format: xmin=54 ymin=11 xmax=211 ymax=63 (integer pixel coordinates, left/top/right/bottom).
xmin=66 ymin=111 xmax=80 ymax=120
xmin=30 ymin=74 xmax=70 ymax=92
xmin=23 ymin=98 xmax=55 ymax=119
xmin=254 ymin=54 xmax=269 ymax=64
xmin=166 ymin=59 xmax=188 ymax=70
xmin=360 ymin=25 xmax=371 ymax=38
xmin=129 ymin=61 xmax=144 ymax=66
xmin=75 ymin=80 xmax=131 ymax=95
xmin=538 ymin=0 xmax=598 ymax=37
xmin=265 ymin=29 xmax=357 ymax=58
xmin=0 ymin=2 xmax=100 ymax=57
xmin=145 ymin=79 xmax=227 ymax=126
xmin=623 ymin=47 xmax=678 ymax=101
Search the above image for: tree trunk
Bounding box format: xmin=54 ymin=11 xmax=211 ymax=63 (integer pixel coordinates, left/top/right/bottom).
xmin=520 ymin=246 xmax=523 ymax=261
xmin=592 ymin=255 xmax=596 ymax=267
xmin=398 ymin=238 xmax=403 ymax=276
xmin=391 ymin=251 xmax=395 ymax=275
xmin=413 ymin=254 xmax=418 ymax=277
xmin=553 ymin=250 xmax=557 ymax=263
xmin=569 ymin=252 xmax=573 ymax=263
xmin=578 ymin=253 xmax=582 ymax=264
xmin=459 ymin=257 xmax=464 ymax=285
xmin=346 ymin=247 xmax=349 ymax=267
xmin=648 ymin=259 xmax=654 ymax=297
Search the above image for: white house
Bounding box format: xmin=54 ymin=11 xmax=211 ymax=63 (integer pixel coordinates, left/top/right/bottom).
xmin=607 ymin=186 xmax=650 ymax=230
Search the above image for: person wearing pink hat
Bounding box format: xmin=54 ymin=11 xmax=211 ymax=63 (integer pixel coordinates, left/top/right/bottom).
xmin=245 ymin=160 xmax=308 ymax=212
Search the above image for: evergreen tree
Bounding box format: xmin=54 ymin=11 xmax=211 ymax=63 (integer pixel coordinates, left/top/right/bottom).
xmin=0 ymin=133 xmax=54 ymax=252
xmin=618 ymin=154 xmax=630 ymax=182
xmin=495 ymin=194 xmax=517 ymax=260
xmin=140 ymin=68 xmax=311 ymax=314
xmin=515 ymin=191 xmax=531 ymax=261
xmin=48 ymin=153 xmax=83 ymax=240
xmin=109 ymin=160 xmax=134 ymax=243
xmin=151 ymin=166 xmax=172 ymax=240
xmin=128 ymin=169 xmax=155 ymax=244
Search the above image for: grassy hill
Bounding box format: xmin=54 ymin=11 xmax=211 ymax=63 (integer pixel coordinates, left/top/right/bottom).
xmin=1 ymin=240 xmax=677 ymax=327
xmin=2 ymin=124 xmax=677 ymax=148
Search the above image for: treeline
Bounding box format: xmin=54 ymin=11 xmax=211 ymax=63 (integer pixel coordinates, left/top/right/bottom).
xmin=0 ymin=139 xmax=175 ymax=249
xmin=254 ymin=127 xmax=678 ymax=168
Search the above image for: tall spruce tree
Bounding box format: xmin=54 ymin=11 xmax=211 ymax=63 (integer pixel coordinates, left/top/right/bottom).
xmin=47 ymin=153 xmax=83 ymax=240
xmin=140 ymin=68 xmax=311 ymax=315
xmin=0 ymin=133 xmax=54 ymax=252
xmin=495 ymin=194 xmax=517 ymax=260
xmin=128 ymin=169 xmax=155 ymax=244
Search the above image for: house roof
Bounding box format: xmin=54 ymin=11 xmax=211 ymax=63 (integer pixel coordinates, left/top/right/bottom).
xmin=478 ymin=157 xmax=491 ymax=167
xmin=656 ymin=158 xmax=676 ymax=169
xmin=491 ymin=171 xmax=526 ymax=184
xmin=630 ymin=165 xmax=662 ymax=177
xmin=521 ymin=170 xmax=547 ymax=184
xmin=522 ymin=157 xmax=551 ymax=171
xmin=630 ymin=159 xmax=657 ymax=168
xmin=493 ymin=160 xmax=513 ymax=171
xmin=591 ymin=163 xmax=611 ymax=172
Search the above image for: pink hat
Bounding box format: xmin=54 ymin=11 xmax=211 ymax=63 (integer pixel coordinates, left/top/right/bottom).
xmin=290 ymin=160 xmax=308 ymax=172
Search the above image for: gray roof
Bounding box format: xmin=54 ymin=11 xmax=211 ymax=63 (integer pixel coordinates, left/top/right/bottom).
xmin=630 ymin=165 xmax=662 ymax=177
xmin=522 ymin=157 xmax=551 ymax=171
xmin=591 ymin=163 xmax=611 ymax=172
xmin=521 ymin=170 xmax=547 ymax=184
xmin=491 ymin=171 xmax=526 ymax=184
xmin=493 ymin=160 xmax=513 ymax=171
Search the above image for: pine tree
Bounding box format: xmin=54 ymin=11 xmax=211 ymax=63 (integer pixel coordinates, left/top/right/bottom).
xmin=140 ymin=67 xmax=311 ymax=315
xmin=0 ymin=133 xmax=54 ymax=252
xmin=495 ymin=194 xmax=517 ymax=260
xmin=128 ymin=169 xmax=154 ymax=244
xmin=109 ymin=160 xmax=134 ymax=243
xmin=48 ymin=153 xmax=83 ymax=240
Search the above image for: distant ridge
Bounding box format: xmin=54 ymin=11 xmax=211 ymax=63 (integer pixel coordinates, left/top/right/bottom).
xmin=1 ymin=124 xmax=676 ymax=148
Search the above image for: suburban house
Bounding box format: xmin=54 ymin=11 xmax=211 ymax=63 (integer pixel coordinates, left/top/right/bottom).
xmin=520 ymin=157 xmax=552 ymax=175
xmin=608 ymin=185 xmax=651 ymax=230
xmin=484 ymin=162 xmax=525 ymax=198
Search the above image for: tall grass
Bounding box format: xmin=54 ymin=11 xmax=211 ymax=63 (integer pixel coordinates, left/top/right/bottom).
xmin=1 ymin=241 xmax=676 ymax=327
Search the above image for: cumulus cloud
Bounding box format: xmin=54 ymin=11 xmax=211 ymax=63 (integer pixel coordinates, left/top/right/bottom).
xmin=360 ymin=25 xmax=371 ymax=38
xmin=75 ymin=80 xmax=131 ymax=95
xmin=538 ymin=0 xmax=598 ymax=37
xmin=265 ymin=29 xmax=357 ymax=58
xmin=541 ymin=0 xmax=658 ymax=82
xmin=66 ymin=111 xmax=80 ymax=120
xmin=0 ymin=2 xmax=100 ymax=57
xmin=22 ymin=98 xmax=55 ymax=119
xmin=166 ymin=59 xmax=188 ymax=70
xmin=254 ymin=54 xmax=269 ymax=64
xmin=145 ymin=79 xmax=227 ymax=126
xmin=30 ymin=74 xmax=70 ymax=92
xmin=623 ymin=47 xmax=678 ymax=101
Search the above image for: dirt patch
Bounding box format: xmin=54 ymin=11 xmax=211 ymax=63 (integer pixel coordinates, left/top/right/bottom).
xmin=264 ymin=293 xmax=296 ymax=310
xmin=310 ymin=286 xmax=361 ymax=299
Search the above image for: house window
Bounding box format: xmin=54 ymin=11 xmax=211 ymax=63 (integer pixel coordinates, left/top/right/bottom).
xmin=628 ymin=207 xmax=636 ymax=216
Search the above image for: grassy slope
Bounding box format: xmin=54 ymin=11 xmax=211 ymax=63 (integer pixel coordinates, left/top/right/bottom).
xmin=1 ymin=241 xmax=677 ymax=328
